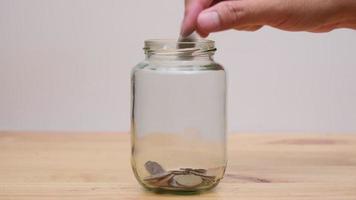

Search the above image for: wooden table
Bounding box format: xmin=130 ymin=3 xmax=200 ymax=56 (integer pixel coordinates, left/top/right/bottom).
xmin=0 ymin=132 xmax=355 ymax=200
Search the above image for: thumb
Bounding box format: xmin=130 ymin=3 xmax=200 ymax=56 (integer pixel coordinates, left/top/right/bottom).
xmin=196 ymin=1 xmax=265 ymax=35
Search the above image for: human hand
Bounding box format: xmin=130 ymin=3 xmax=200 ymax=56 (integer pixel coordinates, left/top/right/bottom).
xmin=181 ymin=0 xmax=356 ymax=37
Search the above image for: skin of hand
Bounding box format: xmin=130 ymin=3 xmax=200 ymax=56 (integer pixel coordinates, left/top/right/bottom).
xmin=181 ymin=0 xmax=356 ymax=37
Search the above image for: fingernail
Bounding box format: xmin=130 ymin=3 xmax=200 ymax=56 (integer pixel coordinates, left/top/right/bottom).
xmin=197 ymin=11 xmax=221 ymax=32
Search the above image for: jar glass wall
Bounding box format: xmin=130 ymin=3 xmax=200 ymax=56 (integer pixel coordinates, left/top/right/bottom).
xmin=131 ymin=39 xmax=227 ymax=192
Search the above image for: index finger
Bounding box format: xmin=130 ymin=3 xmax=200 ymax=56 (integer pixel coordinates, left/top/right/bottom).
xmin=180 ymin=0 xmax=215 ymax=36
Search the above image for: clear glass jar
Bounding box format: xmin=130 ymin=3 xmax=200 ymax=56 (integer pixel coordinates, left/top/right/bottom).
xmin=131 ymin=39 xmax=227 ymax=192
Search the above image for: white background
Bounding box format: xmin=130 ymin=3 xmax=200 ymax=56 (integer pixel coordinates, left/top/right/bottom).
xmin=1 ymin=0 xmax=355 ymax=133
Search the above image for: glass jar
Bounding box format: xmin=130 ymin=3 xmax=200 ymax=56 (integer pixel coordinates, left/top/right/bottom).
xmin=131 ymin=39 xmax=227 ymax=192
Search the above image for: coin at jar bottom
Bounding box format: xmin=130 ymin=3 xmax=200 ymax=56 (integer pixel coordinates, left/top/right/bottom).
xmin=173 ymin=174 xmax=203 ymax=188
xmin=143 ymin=171 xmax=172 ymax=182
xmin=144 ymin=161 xmax=165 ymax=175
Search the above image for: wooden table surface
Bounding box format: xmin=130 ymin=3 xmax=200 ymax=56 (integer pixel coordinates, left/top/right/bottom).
xmin=0 ymin=132 xmax=355 ymax=200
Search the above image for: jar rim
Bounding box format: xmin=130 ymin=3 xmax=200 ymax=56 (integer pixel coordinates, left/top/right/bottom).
xmin=143 ymin=39 xmax=216 ymax=55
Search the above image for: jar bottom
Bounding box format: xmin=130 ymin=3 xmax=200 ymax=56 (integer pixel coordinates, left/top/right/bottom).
xmin=131 ymin=132 xmax=226 ymax=193
xmin=132 ymin=163 xmax=225 ymax=193
xmin=142 ymin=179 xmax=221 ymax=193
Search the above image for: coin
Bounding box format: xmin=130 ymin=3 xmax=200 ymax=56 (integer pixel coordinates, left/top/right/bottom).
xmin=180 ymin=168 xmax=207 ymax=174
xmin=177 ymin=33 xmax=197 ymax=49
xmin=150 ymin=174 xmax=175 ymax=187
xmin=143 ymin=171 xmax=172 ymax=182
xmin=173 ymin=174 xmax=203 ymax=188
xmin=189 ymin=171 xmax=216 ymax=179
xmin=144 ymin=161 xmax=165 ymax=175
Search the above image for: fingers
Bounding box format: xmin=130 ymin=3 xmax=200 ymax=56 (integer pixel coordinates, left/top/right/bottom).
xmin=181 ymin=0 xmax=264 ymax=37
xmin=180 ymin=0 xmax=215 ymax=37
xmin=183 ymin=0 xmax=356 ymax=35
xmin=196 ymin=1 xmax=267 ymax=36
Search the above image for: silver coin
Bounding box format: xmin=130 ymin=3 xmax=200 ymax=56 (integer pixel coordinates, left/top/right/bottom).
xmin=143 ymin=171 xmax=172 ymax=182
xmin=150 ymin=174 xmax=175 ymax=187
xmin=177 ymin=33 xmax=197 ymax=49
xmin=180 ymin=168 xmax=207 ymax=174
xmin=173 ymin=174 xmax=203 ymax=188
xmin=144 ymin=161 xmax=165 ymax=175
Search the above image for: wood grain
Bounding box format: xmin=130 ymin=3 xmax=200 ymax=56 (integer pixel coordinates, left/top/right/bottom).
xmin=0 ymin=132 xmax=355 ymax=200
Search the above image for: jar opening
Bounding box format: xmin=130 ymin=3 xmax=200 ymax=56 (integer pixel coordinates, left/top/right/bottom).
xmin=144 ymin=39 xmax=216 ymax=56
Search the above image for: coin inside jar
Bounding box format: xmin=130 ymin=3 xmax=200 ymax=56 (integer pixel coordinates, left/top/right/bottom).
xmin=144 ymin=161 xmax=165 ymax=175
xmin=143 ymin=171 xmax=172 ymax=182
xmin=173 ymin=174 xmax=203 ymax=188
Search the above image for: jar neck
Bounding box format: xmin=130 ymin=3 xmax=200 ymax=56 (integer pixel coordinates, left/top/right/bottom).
xmin=145 ymin=53 xmax=215 ymax=61
xmin=143 ymin=39 xmax=216 ymax=62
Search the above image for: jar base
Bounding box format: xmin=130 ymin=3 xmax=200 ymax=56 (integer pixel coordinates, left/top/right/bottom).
xmin=132 ymin=160 xmax=226 ymax=193
xmin=141 ymin=179 xmax=221 ymax=194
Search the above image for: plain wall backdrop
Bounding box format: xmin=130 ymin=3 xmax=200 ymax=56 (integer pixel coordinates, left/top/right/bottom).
xmin=1 ymin=0 xmax=356 ymax=133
